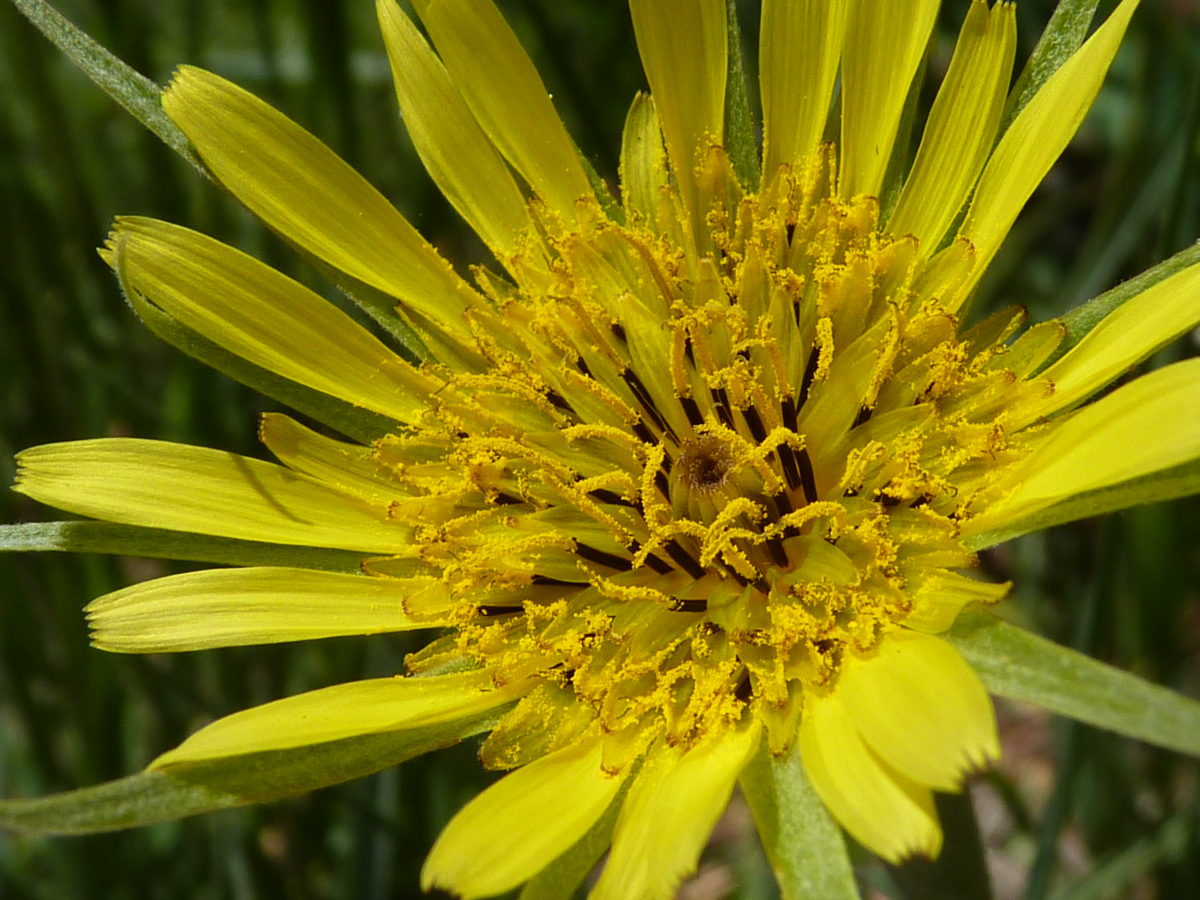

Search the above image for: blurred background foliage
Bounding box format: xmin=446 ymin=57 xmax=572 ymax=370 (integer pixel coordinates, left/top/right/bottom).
xmin=0 ymin=0 xmax=1198 ymax=897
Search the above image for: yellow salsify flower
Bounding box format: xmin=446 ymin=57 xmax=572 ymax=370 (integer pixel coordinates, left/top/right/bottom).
xmin=5 ymin=0 xmax=1200 ymax=897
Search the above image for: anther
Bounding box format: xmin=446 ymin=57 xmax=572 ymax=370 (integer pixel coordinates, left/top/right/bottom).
xmin=574 ymin=543 xmax=633 ymax=571
xmin=664 ymin=539 xmax=706 ymax=579
xmin=798 ymin=350 xmax=819 ymax=408
xmin=680 ymin=395 xmax=704 ymax=426
xmin=742 ymin=405 xmax=768 ymax=443
xmin=477 ymin=605 xmax=523 ymax=617
xmin=588 ymin=488 xmax=637 ymax=508
xmin=796 ymin=447 xmax=819 ymax=503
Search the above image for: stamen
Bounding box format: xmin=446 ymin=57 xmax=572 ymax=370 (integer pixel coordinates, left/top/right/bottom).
xmin=573 ymin=543 xmax=633 ymax=571
xmin=796 ymin=446 xmax=819 ymax=503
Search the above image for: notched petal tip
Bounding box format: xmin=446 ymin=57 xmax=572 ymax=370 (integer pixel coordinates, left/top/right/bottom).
xmin=892 ymin=825 xmax=944 ymax=864
xmin=161 ymin=63 xmax=206 ymax=99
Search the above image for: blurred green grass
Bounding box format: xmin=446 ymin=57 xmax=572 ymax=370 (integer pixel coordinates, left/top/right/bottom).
xmin=0 ymin=1 xmax=1197 ymax=898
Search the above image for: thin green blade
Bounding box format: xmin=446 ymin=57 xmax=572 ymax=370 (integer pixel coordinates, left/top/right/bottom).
xmin=11 ymin=0 xmax=199 ymax=170
xmin=965 ymin=458 xmax=1200 ymax=550
xmin=0 ymin=708 xmax=499 ymax=835
xmin=0 ymin=521 xmax=365 ymax=572
xmin=1003 ymin=0 xmax=1101 ymax=129
xmin=946 ymin=610 xmax=1200 ymax=757
xmin=739 ymin=739 xmax=858 ymax=900
xmin=723 ymin=0 xmax=759 ymax=189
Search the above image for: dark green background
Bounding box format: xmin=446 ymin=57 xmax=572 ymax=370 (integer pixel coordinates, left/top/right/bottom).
xmin=1 ymin=1 xmax=1198 ymax=897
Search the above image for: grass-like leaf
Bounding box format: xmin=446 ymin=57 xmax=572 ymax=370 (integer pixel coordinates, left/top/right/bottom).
xmin=946 ymin=610 xmax=1200 ymax=757
xmin=739 ymin=740 xmax=858 ymax=900
xmin=0 ymin=521 xmax=364 ymax=572
xmin=0 ymin=709 xmax=499 ymax=835
xmin=1054 ymin=241 xmax=1200 ymax=359
xmin=965 ymin=458 xmax=1200 ymax=550
xmin=11 ymin=0 xmax=200 ymax=171
xmin=1003 ymin=0 xmax=1100 ymax=129
xmin=723 ymin=0 xmax=759 ymax=190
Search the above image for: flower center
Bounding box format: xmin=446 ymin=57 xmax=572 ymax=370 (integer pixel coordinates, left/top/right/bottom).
xmin=679 ymin=435 xmax=733 ymax=494
xmin=378 ymin=149 xmax=1060 ymax=762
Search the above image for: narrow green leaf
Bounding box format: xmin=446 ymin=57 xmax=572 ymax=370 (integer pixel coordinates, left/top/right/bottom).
xmin=739 ymin=739 xmax=858 ymax=900
xmin=723 ymin=0 xmax=759 ymax=190
xmin=11 ymin=0 xmax=200 ymax=171
xmin=517 ymin=787 xmax=623 ymax=900
xmin=115 ymin=262 xmax=397 ymax=446
xmin=1002 ymin=0 xmax=1100 ymax=131
xmin=0 ymin=708 xmax=500 ymax=835
xmin=945 ymin=610 xmax=1200 ymax=757
xmin=0 ymin=522 xmax=366 ymax=572
xmin=1023 ymin=522 xmax=1112 ymax=900
xmin=965 ymin=458 xmax=1200 ymax=550
xmin=1054 ymin=241 xmax=1200 ymax=360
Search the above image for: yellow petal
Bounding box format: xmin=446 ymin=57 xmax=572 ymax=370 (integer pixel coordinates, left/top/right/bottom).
xmin=412 ymin=0 xmax=593 ymax=220
xmin=904 ymin=571 xmax=1011 ymax=634
xmin=14 ymin=439 xmax=412 ymax=554
xmin=107 ymin=218 xmax=438 ymax=425
xmin=87 ymin=567 xmax=439 ymax=652
xmin=151 ymin=670 xmax=519 ymax=768
xmin=839 ymin=630 xmax=999 ymax=791
xmin=591 ymin=725 xmax=760 ymax=900
xmin=259 ymin=413 xmax=409 ymax=506
xmin=967 ymin=358 xmax=1200 ymax=534
xmin=376 ymin=0 xmax=530 ymax=256
xmin=996 ymin=319 xmax=1069 ymax=379
xmin=839 ymin=0 xmax=940 ymax=199
xmin=760 ymin=0 xmax=848 ymax=178
xmin=887 ymin=0 xmax=1016 ymax=254
xmin=422 ymin=737 xmax=623 ymax=899
xmin=629 ymin=0 xmax=727 ymax=225
xmin=1026 ymin=262 xmax=1200 ymax=422
xmin=954 ymin=0 xmax=1141 ymax=303
xmin=162 ymin=65 xmax=480 ymax=334
xmin=619 ymin=92 xmax=669 ymax=231
xmin=799 ymin=686 xmax=941 ymax=863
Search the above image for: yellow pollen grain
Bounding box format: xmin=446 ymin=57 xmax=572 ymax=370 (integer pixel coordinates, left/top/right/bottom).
xmin=813 ymin=316 xmax=835 ymax=381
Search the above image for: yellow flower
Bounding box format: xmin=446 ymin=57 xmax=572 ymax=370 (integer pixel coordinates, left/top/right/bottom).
xmin=7 ymin=0 xmax=1200 ymax=898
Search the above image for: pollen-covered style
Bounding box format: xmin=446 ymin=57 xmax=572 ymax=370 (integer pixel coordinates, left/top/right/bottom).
xmin=7 ymin=0 xmax=1200 ymax=898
